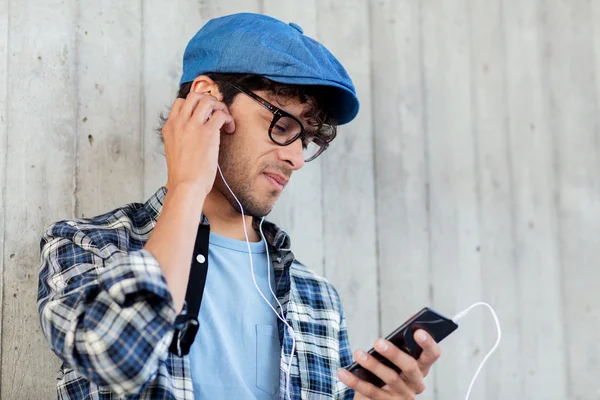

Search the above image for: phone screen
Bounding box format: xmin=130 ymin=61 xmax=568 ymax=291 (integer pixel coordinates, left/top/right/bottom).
xmin=347 ymin=307 xmax=458 ymax=388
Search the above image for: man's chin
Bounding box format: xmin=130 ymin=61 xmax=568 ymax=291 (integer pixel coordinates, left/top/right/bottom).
xmin=251 ymin=201 xmax=275 ymax=218
xmin=219 ymin=181 xmax=279 ymax=217
xmin=232 ymin=196 xmax=276 ymax=218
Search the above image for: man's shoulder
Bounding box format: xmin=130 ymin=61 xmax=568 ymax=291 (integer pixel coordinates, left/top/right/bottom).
xmin=290 ymin=260 xmax=330 ymax=285
xmin=42 ymin=199 xmax=152 ymax=255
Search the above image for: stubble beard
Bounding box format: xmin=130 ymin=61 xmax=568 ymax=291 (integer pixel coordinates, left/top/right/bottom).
xmin=216 ymin=143 xmax=278 ymax=218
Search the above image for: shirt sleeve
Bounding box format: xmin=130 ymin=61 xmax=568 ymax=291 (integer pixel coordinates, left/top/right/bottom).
xmin=336 ymin=305 xmax=356 ymax=399
xmin=37 ymin=221 xmax=178 ymax=397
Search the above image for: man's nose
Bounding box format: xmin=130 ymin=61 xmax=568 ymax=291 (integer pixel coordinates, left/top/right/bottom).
xmin=278 ymin=138 xmax=305 ymax=170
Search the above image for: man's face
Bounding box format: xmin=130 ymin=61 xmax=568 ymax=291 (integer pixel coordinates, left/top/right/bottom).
xmin=215 ymin=89 xmax=308 ymax=218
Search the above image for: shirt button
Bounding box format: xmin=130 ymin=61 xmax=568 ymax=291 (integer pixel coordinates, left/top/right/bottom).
xmin=196 ymin=254 xmax=206 ymax=264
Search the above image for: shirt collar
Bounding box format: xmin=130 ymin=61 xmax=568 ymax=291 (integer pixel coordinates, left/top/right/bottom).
xmin=144 ymin=186 xmax=292 ymax=253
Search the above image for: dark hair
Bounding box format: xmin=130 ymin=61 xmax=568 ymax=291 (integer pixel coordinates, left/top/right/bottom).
xmin=156 ymin=73 xmax=338 ymax=144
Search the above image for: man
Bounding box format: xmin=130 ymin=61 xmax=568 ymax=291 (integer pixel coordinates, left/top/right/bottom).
xmin=37 ymin=13 xmax=441 ymax=399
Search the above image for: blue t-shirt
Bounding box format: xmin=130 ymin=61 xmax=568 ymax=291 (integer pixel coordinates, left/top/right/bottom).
xmin=189 ymin=232 xmax=281 ymax=399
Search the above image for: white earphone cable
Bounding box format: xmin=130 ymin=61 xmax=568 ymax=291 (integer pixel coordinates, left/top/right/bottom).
xmin=452 ymin=302 xmax=501 ymax=400
xmin=217 ymin=164 xmax=296 ymax=400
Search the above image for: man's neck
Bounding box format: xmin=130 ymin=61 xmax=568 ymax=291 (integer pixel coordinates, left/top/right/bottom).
xmin=201 ymin=188 xmax=261 ymax=243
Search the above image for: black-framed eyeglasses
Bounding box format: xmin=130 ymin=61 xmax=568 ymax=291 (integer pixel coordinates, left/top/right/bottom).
xmin=226 ymin=82 xmax=328 ymax=162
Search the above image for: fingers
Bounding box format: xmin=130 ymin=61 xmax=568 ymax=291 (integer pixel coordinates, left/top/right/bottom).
xmin=414 ymin=330 xmax=441 ymax=377
xmin=220 ymin=109 xmax=236 ymax=134
xmin=337 ymin=368 xmax=395 ymax=400
xmin=204 ymin=110 xmax=235 ymax=134
xmin=196 ymin=101 xmax=235 ymax=133
xmin=170 ymin=91 xmax=235 ymax=133
xmin=339 ymin=346 xmax=425 ymax=398
xmin=372 ymin=339 xmax=426 ymax=394
xmin=338 ymin=333 xmax=440 ymax=399
xmin=179 ymin=91 xmax=217 ymax=121
xmin=168 ymin=98 xmax=185 ymax=119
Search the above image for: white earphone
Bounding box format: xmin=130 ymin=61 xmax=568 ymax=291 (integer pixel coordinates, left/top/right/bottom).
xmin=217 ymin=164 xmax=297 ymax=400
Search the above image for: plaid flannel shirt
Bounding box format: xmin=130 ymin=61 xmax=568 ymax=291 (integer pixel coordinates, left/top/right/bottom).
xmin=37 ymin=187 xmax=355 ymax=399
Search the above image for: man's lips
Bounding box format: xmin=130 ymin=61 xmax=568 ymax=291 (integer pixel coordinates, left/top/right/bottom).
xmin=264 ymin=172 xmax=289 ymax=190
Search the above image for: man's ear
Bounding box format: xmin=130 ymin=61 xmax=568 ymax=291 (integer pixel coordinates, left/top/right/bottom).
xmin=191 ymin=75 xmax=222 ymax=101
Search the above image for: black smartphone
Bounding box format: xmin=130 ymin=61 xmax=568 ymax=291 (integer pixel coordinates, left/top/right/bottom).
xmin=347 ymin=307 xmax=458 ymax=388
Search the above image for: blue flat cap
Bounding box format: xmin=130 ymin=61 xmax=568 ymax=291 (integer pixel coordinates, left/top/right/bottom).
xmin=180 ymin=13 xmax=359 ymax=125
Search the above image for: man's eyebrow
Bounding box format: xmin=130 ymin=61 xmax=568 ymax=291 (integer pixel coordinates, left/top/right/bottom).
xmin=263 ymin=93 xmax=309 ymax=119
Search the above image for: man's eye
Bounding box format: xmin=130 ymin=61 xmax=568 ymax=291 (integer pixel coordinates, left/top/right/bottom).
xmin=274 ymin=124 xmax=287 ymax=134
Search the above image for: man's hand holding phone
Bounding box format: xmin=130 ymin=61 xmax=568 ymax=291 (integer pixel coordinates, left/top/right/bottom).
xmin=337 ymin=330 xmax=441 ymax=399
xmin=337 ymin=307 xmax=458 ymax=399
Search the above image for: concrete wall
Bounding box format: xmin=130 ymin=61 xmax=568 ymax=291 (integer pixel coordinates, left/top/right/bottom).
xmin=1 ymin=1 xmax=598 ymax=399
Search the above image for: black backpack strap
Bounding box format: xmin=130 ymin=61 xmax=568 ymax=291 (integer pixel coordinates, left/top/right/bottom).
xmin=169 ymin=223 xmax=210 ymax=356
